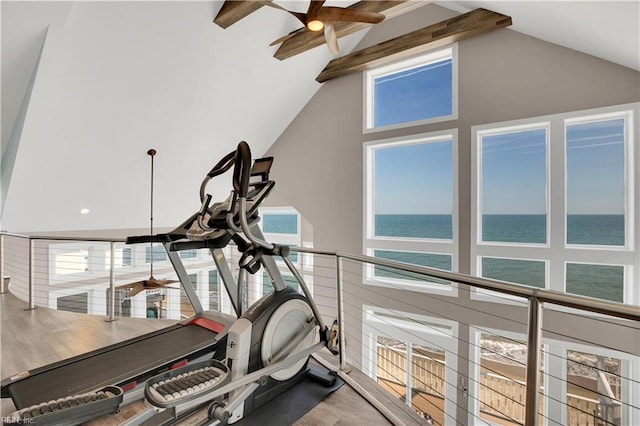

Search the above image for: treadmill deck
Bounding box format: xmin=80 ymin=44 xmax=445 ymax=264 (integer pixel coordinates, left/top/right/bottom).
xmin=4 ymin=323 xmax=221 ymax=409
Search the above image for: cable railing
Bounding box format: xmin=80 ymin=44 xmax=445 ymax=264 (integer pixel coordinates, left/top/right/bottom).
xmin=292 ymin=247 xmax=639 ymax=426
xmin=0 ymin=232 xmax=236 ymax=321
xmin=1 ymin=232 xmax=638 ymax=425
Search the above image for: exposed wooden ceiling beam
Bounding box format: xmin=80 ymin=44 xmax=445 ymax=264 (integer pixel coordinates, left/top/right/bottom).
xmin=316 ymin=8 xmax=512 ymax=83
xmin=273 ymin=1 xmax=420 ymax=61
xmin=213 ymin=1 xmax=270 ymax=29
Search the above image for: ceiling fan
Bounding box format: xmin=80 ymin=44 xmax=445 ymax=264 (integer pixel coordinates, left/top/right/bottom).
xmin=264 ymin=0 xmax=385 ymax=54
xmin=115 ymin=149 xmax=178 ymax=298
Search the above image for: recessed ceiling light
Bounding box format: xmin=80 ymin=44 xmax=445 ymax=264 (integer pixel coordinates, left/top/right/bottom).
xmin=80 ymin=208 xmax=90 ymax=215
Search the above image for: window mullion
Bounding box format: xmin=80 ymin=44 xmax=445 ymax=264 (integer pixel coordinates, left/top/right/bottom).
xmin=549 ymin=119 xmax=566 ymax=293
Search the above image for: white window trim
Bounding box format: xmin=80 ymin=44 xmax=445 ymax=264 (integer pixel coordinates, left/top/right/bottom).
xmin=363 ymin=130 xmax=459 ymax=295
xmin=363 ymin=44 xmax=458 ymax=134
xmin=564 ymin=109 xmax=635 ymax=251
xmin=471 ymin=103 xmax=639 ymax=306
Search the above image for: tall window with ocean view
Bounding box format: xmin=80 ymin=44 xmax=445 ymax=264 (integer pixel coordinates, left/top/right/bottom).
xmin=566 ymin=118 xmax=626 ymax=246
xmin=480 ymin=127 xmax=548 ymax=244
xmin=365 ymin=131 xmax=457 ymax=293
xmin=374 ymin=140 xmax=453 ymax=240
xmin=472 ymin=104 xmax=638 ymax=305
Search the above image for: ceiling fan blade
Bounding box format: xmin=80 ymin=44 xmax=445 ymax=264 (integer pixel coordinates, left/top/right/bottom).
xmin=153 ymin=278 xmax=179 ymax=287
xmin=260 ymin=1 xmax=307 ymax=25
xmin=288 ymin=11 xmax=308 ymax=25
xmin=115 ymin=281 xmax=144 ymax=290
xmin=316 ymin=7 xmax=385 ymax=24
xmin=306 ymin=0 xmax=326 ymax=19
xmin=324 ymin=22 xmax=339 ymax=54
xmin=127 ymin=284 xmax=145 ymax=298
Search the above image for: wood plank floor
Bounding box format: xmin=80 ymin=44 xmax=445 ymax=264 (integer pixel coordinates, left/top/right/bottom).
xmin=0 ymin=292 xmax=417 ymax=425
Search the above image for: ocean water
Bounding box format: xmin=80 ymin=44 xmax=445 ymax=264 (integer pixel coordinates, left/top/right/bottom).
xmin=264 ymin=213 xmax=625 ymax=301
xmin=262 ymin=214 xmax=298 ymax=234
xmin=375 ymin=214 xmax=624 ymax=246
xmin=376 ymin=214 xmax=452 ymax=239
xmin=373 ymin=214 xmax=624 ymax=301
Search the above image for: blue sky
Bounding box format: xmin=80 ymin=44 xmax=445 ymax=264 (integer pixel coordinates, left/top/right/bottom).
xmin=566 ymin=119 xmax=625 ymax=214
xmin=375 ymin=141 xmax=452 ymax=215
xmin=373 ymin=121 xmax=625 ymax=216
xmin=481 ymin=128 xmax=547 ymax=214
xmin=374 ymin=59 xmax=452 ymax=127
xmin=482 ymin=120 xmax=624 ymax=215
xmin=372 ymin=57 xmax=624 ymax=216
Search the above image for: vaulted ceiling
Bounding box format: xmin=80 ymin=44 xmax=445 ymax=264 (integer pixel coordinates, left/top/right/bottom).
xmin=1 ymin=1 xmax=638 ymax=234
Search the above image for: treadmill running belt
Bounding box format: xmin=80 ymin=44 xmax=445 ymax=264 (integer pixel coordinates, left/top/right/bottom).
xmin=7 ymin=324 xmax=217 ymax=409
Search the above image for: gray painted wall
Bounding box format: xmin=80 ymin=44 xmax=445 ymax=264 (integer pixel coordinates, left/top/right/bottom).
xmin=264 ymin=5 xmax=640 ymax=414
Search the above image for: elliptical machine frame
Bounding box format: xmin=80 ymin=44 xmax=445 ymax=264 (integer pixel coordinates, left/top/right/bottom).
xmin=124 ymin=141 xmax=335 ymax=425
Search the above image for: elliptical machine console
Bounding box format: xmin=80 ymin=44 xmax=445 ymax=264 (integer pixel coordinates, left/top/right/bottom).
xmin=125 ymin=141 xmax=336 ymax=425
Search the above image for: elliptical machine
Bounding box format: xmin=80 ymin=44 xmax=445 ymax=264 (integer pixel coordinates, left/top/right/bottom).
xmin=124 ymin=141 xmax=336 ymax=425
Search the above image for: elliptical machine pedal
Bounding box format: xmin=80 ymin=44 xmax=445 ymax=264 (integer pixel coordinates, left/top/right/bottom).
xmin=144 ymin=360 xmax=230 ymax=409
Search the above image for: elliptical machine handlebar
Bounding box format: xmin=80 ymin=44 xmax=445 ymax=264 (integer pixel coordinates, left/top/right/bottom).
xmin=200 ymin=151 xmax=236 ymax=204
xmin=233 ymin=142 xmax=276 ymax=251
xmin=196 ymin=141 xmax=275 ymax=251
xmin=233 ymin=141 xmax=251 ymax=198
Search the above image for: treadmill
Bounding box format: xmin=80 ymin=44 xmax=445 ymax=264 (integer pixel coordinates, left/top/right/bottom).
xmin=1 ymin=148 xmax=276 ymax=425
xmin=0 ymin=237 xmax=236 ymax=424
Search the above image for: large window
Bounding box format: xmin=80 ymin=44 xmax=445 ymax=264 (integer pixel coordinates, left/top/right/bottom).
xmin=365 ymin=47 xmax=457 ymax=132
xmin=471 ymin=104 xmax=638 ymax=304
xmin=364 ymin=131 xmax=457 ymax=294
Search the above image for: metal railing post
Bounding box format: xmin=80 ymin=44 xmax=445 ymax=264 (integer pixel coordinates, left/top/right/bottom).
xmin=336 ymin=254 xmax=347 ymax=371
xmin=26 ymin=238 xmax=37 ymax=310
xmin=106 ymin=241 xmax=118 ymax=322
xmin=524 ymin=297 xmax=542 ymax=425
xmin=0 ymin=233 xmax=6 ymax=294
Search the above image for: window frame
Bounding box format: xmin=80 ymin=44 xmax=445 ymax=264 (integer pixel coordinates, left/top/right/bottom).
xmin=476 ymin=122 xmax=551 ymax=247
xmin=564 ymin=110 xmax=634 ymax=250
xmin=470 ymin=103 xmax=638 ymax=306
xmin=363 ymin=45 xmax=458 ymax=134
xmin=363 ymin=130 xmax=458 ymax=295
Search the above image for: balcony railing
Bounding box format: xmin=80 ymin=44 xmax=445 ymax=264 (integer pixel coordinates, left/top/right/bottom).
xmin=0 ymin=232 xmax=638 ymax=425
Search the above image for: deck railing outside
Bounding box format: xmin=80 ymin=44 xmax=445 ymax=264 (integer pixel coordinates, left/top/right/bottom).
xmin=0 ymin=232 xmax=638 ymax=425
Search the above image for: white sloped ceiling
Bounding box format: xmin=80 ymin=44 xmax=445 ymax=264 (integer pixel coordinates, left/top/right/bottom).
xmin=1 ymin=1 xmax=368 ymax=233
